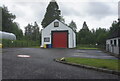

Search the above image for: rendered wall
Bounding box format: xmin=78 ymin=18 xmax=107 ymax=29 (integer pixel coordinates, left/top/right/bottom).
xmin=41 ymin=19 xmax=76 ymax=48
xmin=106 ymin=38 xmax=120 ymax=55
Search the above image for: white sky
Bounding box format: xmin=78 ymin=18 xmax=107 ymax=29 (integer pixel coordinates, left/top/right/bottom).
xmin=0 ymin=0 xmax=119 ymax=33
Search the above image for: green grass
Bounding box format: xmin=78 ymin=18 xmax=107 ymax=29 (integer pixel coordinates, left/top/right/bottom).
xmin=29 ymin=46 xmax=40 ymax=48
xmin=77 ymin=47 xmax=98 ymax=49
xmin=76 ymin=44 xmax=99 ymax=50
xmin=64 ymin=57 xmax=119 ymax=71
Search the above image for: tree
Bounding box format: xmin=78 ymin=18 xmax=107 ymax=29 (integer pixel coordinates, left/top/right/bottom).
xmin=0 ymin=7 xmax=2 ymax=31
xmin=41 ymin=0 xmax=61 ymax=28
xmin=60 ymin=16 xmax=65 ymax=23
xmin=2 ymin=5 xmax=16 ymax=32
xmin=32 ymin=22 xmax=40 ymax=41
xmin=11 ymin=22 xmax=23 ymax=40
xmin=25 ymin=24 xmax=32 ymax=40
xmin=82 ymin=21 xmax=89 ymax=31
xmin=77 ymin=21 xmax=94 ymax=44
xmin=25 ymin=22 xmax=40 ymax=41
xmin=69 ymin=20 xmax=77 ymax=32
xmin=108 ymin=19 xmax=120 ymax=39
xmin=94 ymin=28 xmax=109 ymax=45
xmin=2 ymin=5 xmax=23 ymax=40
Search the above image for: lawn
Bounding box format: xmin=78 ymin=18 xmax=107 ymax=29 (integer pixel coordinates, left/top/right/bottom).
xmin=0 ymin=43 xmax=2 ymax=48
xmin=77 ymin=47 xmax=98 ymax=50
xmin=76 ymin=44 xmax=99 ymax=50
xmin=64 ymin=57 xmax=119 ymax=71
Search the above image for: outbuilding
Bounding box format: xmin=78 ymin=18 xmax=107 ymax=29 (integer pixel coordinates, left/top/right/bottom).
xmin=41 ymin=19 xmax=76 ymax=48
xmin=106 ymin=37 xmax=120 ymax=55
xmin=106 ymin=20 xmax=120 ymax=55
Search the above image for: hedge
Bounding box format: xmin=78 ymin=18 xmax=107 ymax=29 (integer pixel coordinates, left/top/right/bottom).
xmin=2 ymin=39 xmax=40 ymax=48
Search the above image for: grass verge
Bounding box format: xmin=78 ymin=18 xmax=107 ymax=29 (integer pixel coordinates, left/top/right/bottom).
xmin=77 ymin=47 xmax=98 ymax=50
xmin=64 ymin=57 xmax=119 ymax=71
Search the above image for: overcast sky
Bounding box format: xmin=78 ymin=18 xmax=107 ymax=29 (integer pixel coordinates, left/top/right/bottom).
xmin=0 ymin=0 xmax=119 ymax=33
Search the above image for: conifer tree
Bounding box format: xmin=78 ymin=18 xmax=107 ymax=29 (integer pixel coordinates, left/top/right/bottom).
xmin=69 ymin=20 xmax=77 ymax=31
xmin=82 ymin=21 xmax=89 ymax=31
xmin=41 ymin=0 xmax=61 ymax=28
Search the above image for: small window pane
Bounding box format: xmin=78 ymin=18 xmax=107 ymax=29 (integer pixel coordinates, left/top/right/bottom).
xmin=111 ymin=40 xmax=113 ymax=44
xmin=54 ymin=22 xmax=59 ymax=27
xmin=119 ymin=39 xmax=120 ymax=47
xmin=114 ymin=40 xmax=116 ymax=46
xmin=44 ymin=37 xmax=50 ymax=42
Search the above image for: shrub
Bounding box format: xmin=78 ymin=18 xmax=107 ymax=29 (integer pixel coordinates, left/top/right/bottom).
xmin=2 ymin=39 xmax=40 ymax=48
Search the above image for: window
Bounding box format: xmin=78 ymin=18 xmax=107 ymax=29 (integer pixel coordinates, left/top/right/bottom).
xmin=114 ymin=40 xmax=116 ymax=46
xmin=44 ymin=37 xmax=50 ymax=42
xmin=54 ymin=22 xmax=59 ymax=27
xmin=118 ymin=39 xmax=120 ymax=46
xmin=110 ymin=40 xmax=113 ymax=45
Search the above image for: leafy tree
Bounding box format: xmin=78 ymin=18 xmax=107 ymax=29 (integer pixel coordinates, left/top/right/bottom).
xmin=108 ymin=20 xmax=120 ymax=38
xmin=25 ymin=24 xmax=32 ymax=40
xmin=77 ymin=20 xmax=109 ymax=46
xmin=77 ymin=21 xmax=94 ymax=44
xmin=69 ymin=20 xmax=77 ymax=32
xmin=11 ymin=22 xmax=23 ymax=40
xmin=109 ymin=21 xmax=118 ymax=34
xmin=94 ymin=28 xmax=109 ymax=45
xmin=32 ymin=22 xmax=40 ymax=41
xmin=41 ymin=0 xmax=61 ymax=28
xmin=0 ymin=7 xmax=2 ymax=31
xmin=2 ymin=5 xmax=16 ymax=32
xmin=1 ymin=5 xmax=23 ymax=40
xmin=60 ymin=16 xmax=65 ymax=23
xmin=25 ymin=22 xmax=40 ymax=41
xmin=77 ymin=30 xmax=94 ymax=44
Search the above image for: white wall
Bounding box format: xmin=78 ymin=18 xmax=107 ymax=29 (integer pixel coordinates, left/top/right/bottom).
xmin=106 ymin=37 xmax=120 ymax=55
xmin=41 ymin=19 xmax=76 ymax=48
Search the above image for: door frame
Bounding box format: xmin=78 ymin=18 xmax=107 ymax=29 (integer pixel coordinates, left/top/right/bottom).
xmin=51 ymin=30 xmax=69 ymax=48
xmin=118 ymin=39 xmax=120 ymax=54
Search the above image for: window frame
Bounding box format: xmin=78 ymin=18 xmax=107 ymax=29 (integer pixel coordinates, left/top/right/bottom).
xmin=44 ymin=37 xmax=50 ymax=42
xmin=54 ymin=22 xmax=59 ymax=27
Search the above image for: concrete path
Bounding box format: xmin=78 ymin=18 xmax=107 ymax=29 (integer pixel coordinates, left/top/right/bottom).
xmin=2 ymin=48 xmax=119 ymax=79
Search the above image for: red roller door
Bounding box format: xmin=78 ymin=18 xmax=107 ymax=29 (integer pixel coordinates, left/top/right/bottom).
xmin=52 ymin=31 xmax=68 ymax=48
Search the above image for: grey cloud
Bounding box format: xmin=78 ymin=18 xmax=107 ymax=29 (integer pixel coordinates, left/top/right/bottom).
xmin=59 ymin=2 xmax=117 ymax=20
xmin=85 ymin=2 xmax=117 ymax=19
xmin=59 ymin=3 xmax=82 ymax=17
xmin=10 ymin=2 xmax=47 ymax=23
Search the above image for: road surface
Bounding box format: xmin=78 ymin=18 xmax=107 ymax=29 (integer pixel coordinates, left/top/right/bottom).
xmin=2 ymin=48 xmax=119 ymax=79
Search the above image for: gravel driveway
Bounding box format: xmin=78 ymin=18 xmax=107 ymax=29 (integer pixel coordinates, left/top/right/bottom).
xmin=2 ymin=48 xmax=119 ymax=79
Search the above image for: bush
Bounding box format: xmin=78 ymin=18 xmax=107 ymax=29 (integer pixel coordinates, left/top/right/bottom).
xmin=77 ymin=44 xmax=105 ymax=50
xmin=2 ymin=39 xmax=40 ymax=48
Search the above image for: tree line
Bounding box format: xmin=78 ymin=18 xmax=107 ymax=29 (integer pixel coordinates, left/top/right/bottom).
xmin=1 ymin=5 xmax=41 ymax=47
xmin=1 ymin=5 xmax=41 ymax=42
xmin=1 ymin=0 xmax=120 ymax=48
xmin=41 ymin=0 xmax=120 ymax=48
xmin=1 ymin=5 xmax=23 ymax=40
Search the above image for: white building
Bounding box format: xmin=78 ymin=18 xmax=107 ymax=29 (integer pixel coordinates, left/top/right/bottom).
xmin=106 ymin=37 xmax=120 ymax=55
xmin=41 ymin=19 xmax=76 ymax=48
xmin=106 ymin=20 xmax=120 ymax=55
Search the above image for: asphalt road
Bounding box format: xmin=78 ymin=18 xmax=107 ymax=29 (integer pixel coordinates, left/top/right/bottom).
xmin=2 ymin=48 xmax=119 ymax=79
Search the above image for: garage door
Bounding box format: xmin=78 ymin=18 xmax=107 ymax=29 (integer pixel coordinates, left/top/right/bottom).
xmin=52 ymin=31 xmax=68 ymax=48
